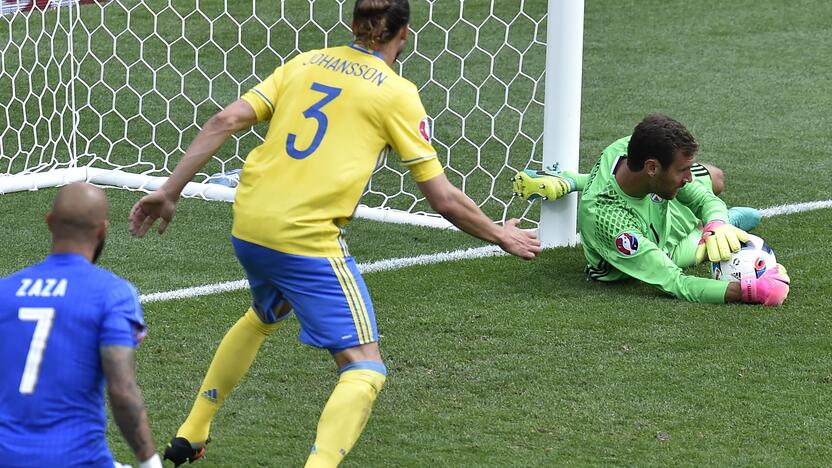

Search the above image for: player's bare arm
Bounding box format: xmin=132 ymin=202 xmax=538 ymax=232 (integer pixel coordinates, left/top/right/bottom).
xmin=129 ymin=99 xmax=258 ymax=237
xmin=418 ymin=173 xmax=541 ymax=259
xmin=101 ymin=345 xmax=157 ymax=463
xmin=725 ymin=282 xmax=743 ymax=302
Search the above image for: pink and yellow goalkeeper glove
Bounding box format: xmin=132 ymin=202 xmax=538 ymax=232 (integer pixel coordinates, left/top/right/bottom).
xmin=741 ymin=264 xmax=791 ymax=306
xmin=695 ymin=220 xmax=751 ymax=263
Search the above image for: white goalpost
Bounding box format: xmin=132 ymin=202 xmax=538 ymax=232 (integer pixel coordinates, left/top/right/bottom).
xmin=0 ymin=0 xmax=583 ymax=245
xmin=540 ymin=0 xmax=582 ymax=247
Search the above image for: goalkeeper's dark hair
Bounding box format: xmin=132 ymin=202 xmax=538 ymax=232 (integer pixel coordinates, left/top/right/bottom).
xmin=353 ymin=0 xmax=409 ymax=48
xmin=627 ymin=114 xmax=699 ymax=171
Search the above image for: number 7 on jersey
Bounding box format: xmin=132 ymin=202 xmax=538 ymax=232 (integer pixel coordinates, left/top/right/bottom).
xmin=18 ymin=307 xmax=55 ymax=394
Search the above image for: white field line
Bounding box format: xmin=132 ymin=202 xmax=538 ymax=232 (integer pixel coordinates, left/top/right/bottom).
xmin=759 ymin=199 xmax=832 ymax=218
xmin=138 ymin=199 xmax=832 ymax=304
xmin=139 ymin=245 xmax=505 ymax=304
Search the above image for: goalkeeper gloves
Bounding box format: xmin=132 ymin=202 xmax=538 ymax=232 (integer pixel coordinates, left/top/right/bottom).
xmin=741 ymin=264 xmax=791 ymax=306
xmin=695 ymin=220 xmax=751 ymax=263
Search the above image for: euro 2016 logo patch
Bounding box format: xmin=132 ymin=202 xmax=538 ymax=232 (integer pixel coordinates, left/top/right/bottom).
xmin=615 ymin=232 xmax=639 ymax=256
xmin=418 ymin=117 xmax=431 ymax=143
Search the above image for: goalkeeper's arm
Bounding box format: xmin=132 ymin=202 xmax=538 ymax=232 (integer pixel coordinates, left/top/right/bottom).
xmin=594 ymin=232 xmax=729 ymax=303
xmin=675 ymin=180 xmax=750 ymax=263
xmin=675 ymin=178 xmax=730 ymax=227
xmin=596 ymin=234 xmax=789 ymax=306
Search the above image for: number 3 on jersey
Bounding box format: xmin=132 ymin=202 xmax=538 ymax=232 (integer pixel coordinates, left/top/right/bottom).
xmin=286 ymin=82 xmax=342 ymax=159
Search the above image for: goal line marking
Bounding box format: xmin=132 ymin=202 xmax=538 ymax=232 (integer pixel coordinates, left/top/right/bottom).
xmin=139 ymin=199 xmax=832 ymax=304
xmin=759 ymin=199 xmax=832 ymax=218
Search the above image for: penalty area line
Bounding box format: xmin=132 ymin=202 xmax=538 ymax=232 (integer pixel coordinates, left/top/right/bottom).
xmin=139 ymin=198 xmax=832 ymax=304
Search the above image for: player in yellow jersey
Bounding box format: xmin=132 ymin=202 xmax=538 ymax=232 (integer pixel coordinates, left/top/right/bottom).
xmin=129 ymin=0 xmax=540 ymax=466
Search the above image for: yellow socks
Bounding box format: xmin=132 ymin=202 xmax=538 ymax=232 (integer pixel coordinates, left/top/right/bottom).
xmin=176 ymin=308 xmax=283 ymax=443
xmin=305 ymin=362 xmax=387 ymax=468
xmin=175 ymin=308 xmax=384 ymax=468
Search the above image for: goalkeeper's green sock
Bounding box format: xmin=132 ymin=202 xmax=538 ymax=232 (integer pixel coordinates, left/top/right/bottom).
xmin=560 ymin=170 xmax=588 ymax=191
xmin=540 ymin=162 xmax=588 ymax=192
xmin=728 ymin=207 xmax=761 ymax=232
xmin=176 ymin=308 xmax=284 ymax=443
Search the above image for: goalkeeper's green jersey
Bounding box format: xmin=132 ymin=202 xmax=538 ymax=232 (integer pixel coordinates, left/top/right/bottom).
xmin=578 ymin=136 xmax=730 ymax=303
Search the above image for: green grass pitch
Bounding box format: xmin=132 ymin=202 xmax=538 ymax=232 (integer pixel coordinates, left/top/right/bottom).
xmin=2 ymin=0 xmax=832 ymax=466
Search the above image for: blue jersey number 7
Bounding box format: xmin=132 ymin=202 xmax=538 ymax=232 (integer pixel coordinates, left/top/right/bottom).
xmin=286 ymin=82 xmax=342 ymax=159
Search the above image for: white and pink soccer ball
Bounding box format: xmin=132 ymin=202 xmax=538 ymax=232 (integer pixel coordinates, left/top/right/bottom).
xmin=711 ymin=234 xmax=777 ymax=282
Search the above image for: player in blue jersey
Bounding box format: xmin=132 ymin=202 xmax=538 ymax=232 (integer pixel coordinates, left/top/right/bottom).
xmin=128 ymin=0 xmax=540 ymax=466
xmin=0 ymin=183 xmax=162 ymax=468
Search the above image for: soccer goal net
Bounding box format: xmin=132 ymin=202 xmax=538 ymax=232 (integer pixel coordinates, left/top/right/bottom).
xmin=1 ymin=0 xmax=580 ymax=241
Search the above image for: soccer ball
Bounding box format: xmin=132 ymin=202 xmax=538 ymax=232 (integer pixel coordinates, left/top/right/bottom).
xmin=711 ymin=234 xmax=777 ymax=282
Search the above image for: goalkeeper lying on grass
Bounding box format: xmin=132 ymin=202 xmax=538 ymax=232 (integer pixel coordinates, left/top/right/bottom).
xmin=513 ymin=114 xmax=790 ymax=306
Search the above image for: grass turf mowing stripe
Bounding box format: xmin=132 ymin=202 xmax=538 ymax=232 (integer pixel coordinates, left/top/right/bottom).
xmin=139 ymin=199 xmax=832 ymax=304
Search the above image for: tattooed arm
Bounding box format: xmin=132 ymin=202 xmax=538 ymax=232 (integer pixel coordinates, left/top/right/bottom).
xmin=101 ymin=345 xmax=157 ymax=462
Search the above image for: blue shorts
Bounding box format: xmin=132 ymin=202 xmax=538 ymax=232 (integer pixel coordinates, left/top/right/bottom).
xmin=232 ymin=236 xmax=377 ymax=352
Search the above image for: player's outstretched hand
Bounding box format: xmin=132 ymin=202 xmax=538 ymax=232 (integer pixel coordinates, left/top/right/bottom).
xmin=498 ymin=218 xmax=541 ymax=260
xmin=741 ymin=263 xmax=790 ymax=306
xmin=695 ymin=220 xmax=750 ymax=263
xmin=129 ymin=190 xmax=177 ymax=237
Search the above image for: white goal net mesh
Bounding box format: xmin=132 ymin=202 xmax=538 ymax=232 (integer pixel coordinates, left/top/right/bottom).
xmin=1 ymin=0 xmax=547 ymax=224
